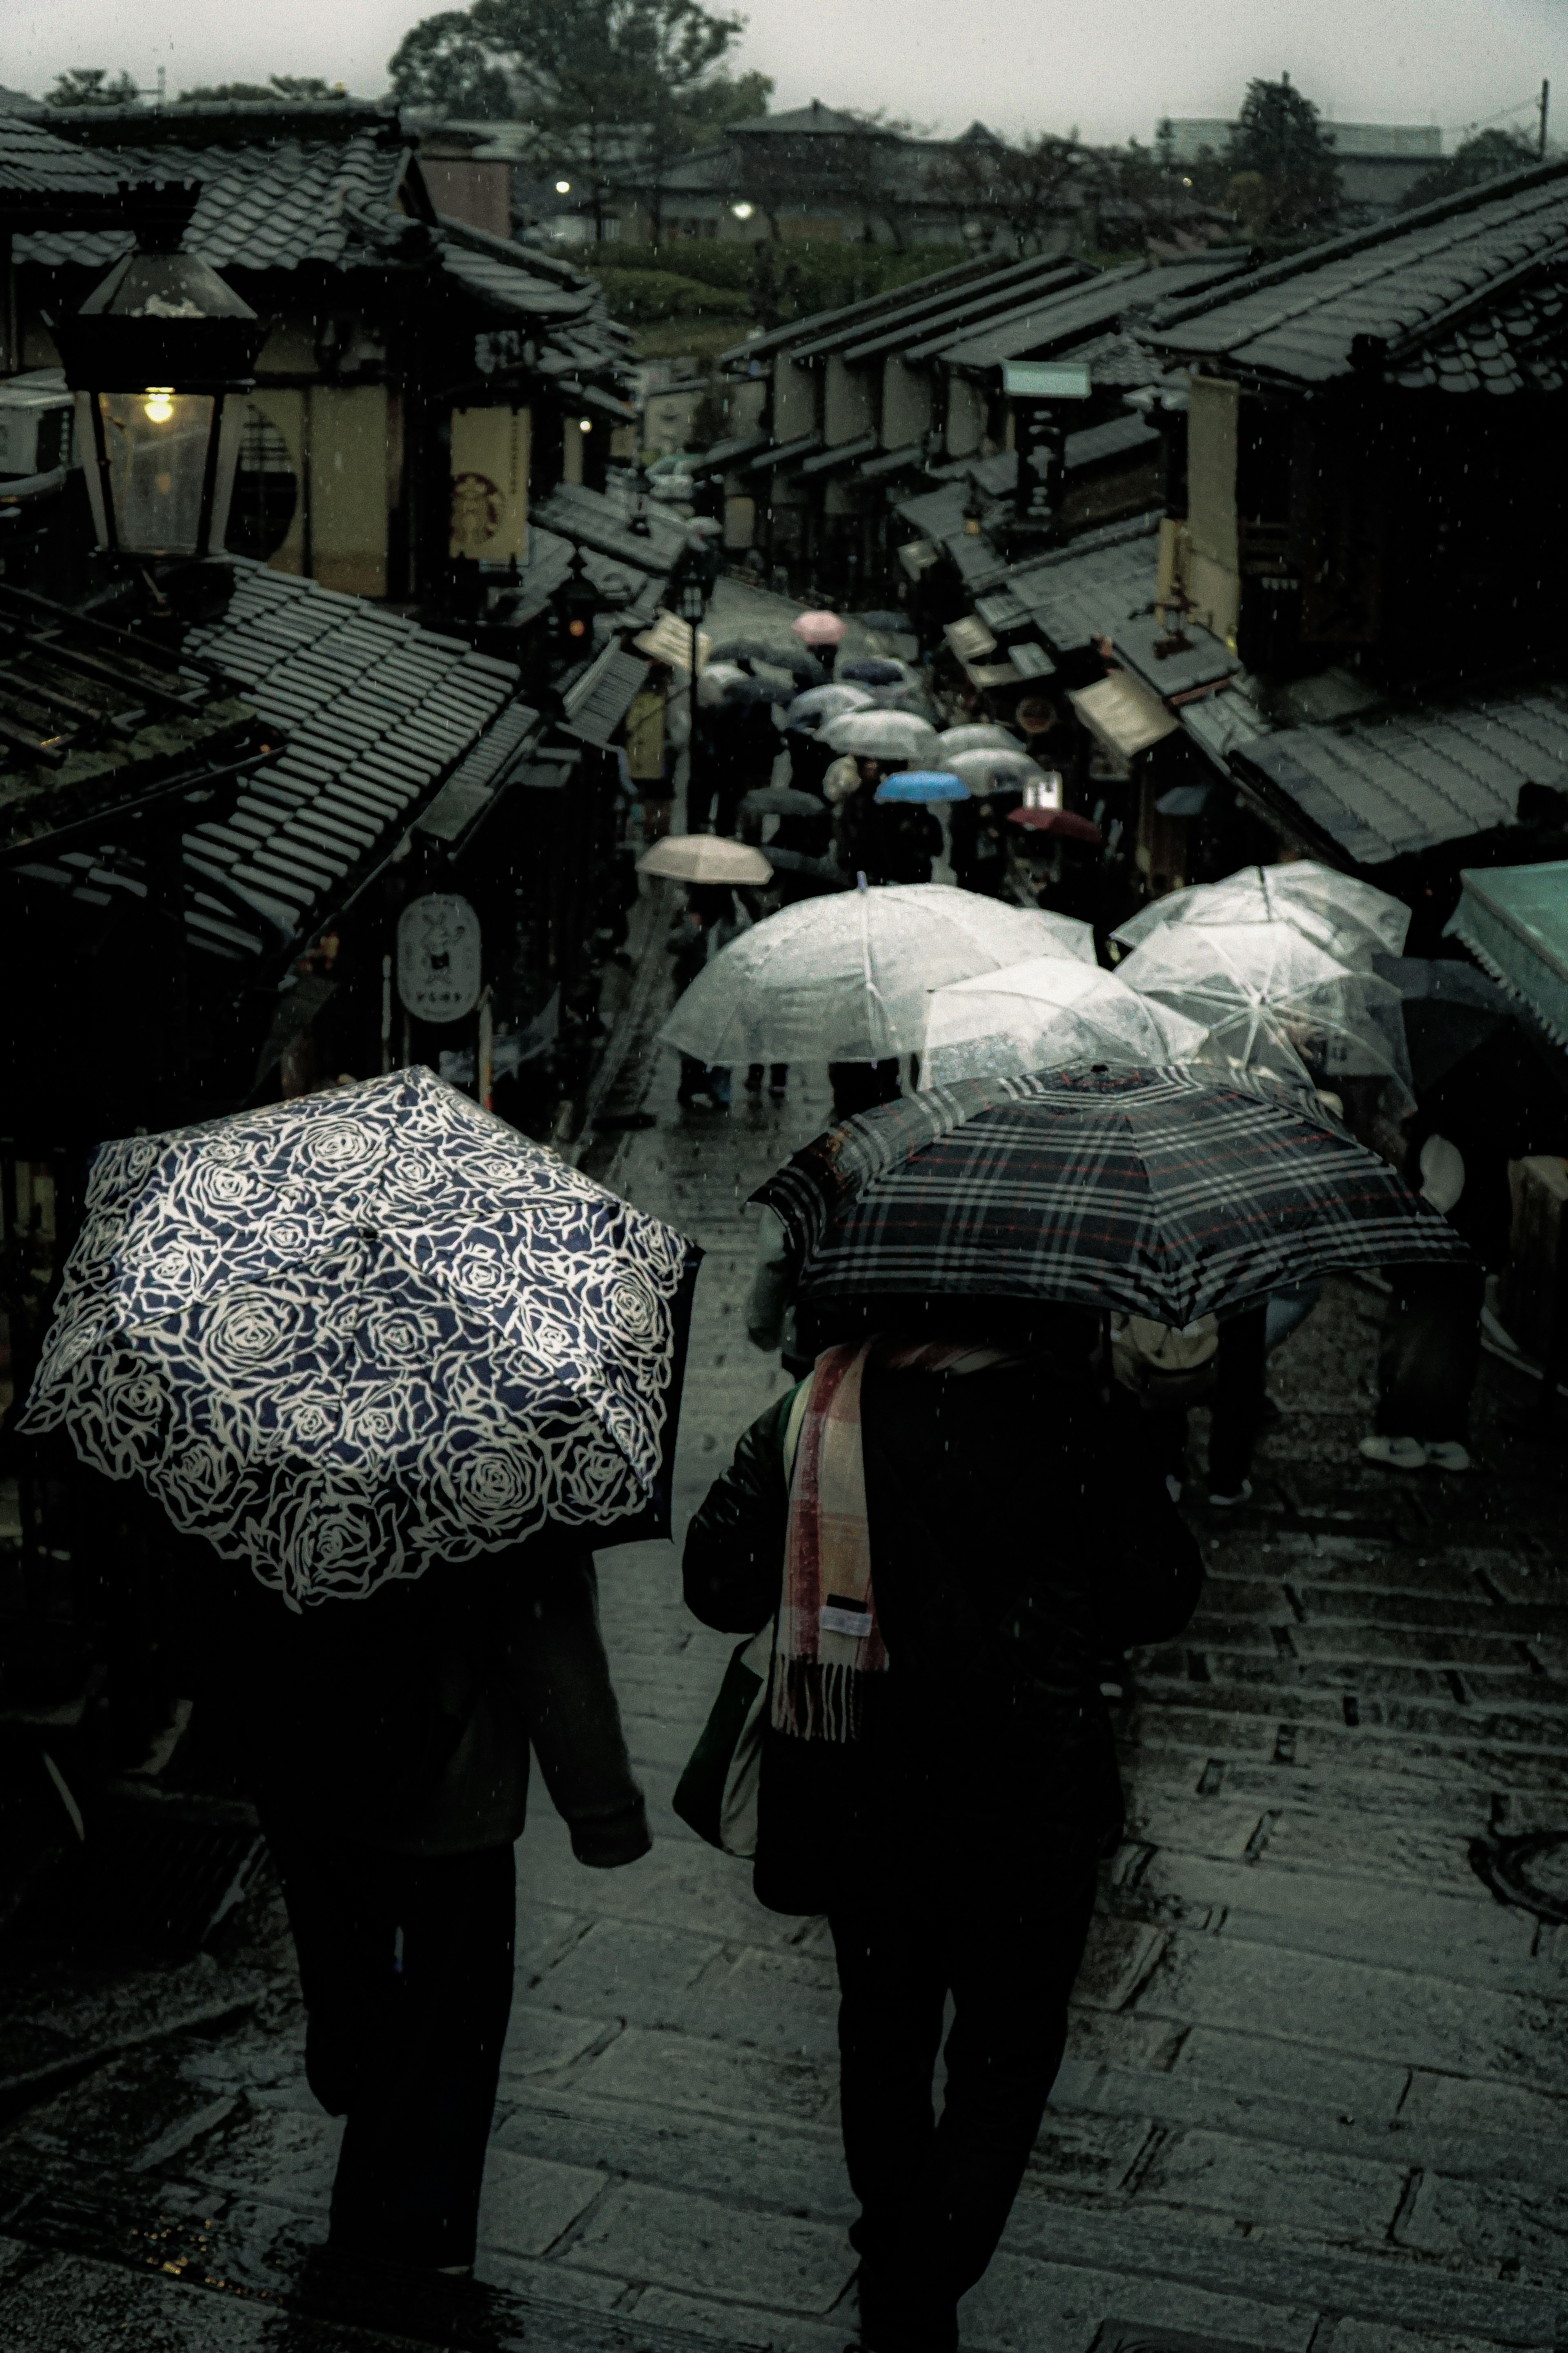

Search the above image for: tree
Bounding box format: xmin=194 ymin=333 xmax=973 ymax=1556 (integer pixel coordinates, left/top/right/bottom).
xmin=1225 ymin=74 xmax=1341 ymax=240
xmin=386 ymin=11 xmax=514 ymax=120
xmin=178 ymin=75 xmax=345 ymax=104
xmin=928 ymin=129 xmax=1089 ymax=254
xmin=1398 ymin=126 xmax=1538 ymax=212
xmin=45 ymin=67 xmax=141 ymax=109
xmin=677 ymin=67 xmax=772 ymax=146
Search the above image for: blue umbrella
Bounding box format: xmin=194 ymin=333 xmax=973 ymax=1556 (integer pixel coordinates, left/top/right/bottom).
xmin=840 ymin=657 xmax=910 ymax=686
xmin=874 ymin=769 xmax=969 ymax=803
xmin=21 ymin=1070 xmax=701 ymax=1608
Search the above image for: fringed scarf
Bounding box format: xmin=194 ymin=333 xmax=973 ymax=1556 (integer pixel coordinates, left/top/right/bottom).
xmin=773 ymin=1339 xmax=1021 ymax=1743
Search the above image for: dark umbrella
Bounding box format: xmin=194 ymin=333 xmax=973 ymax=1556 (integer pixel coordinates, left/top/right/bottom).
xmin=1372 ymin=955 xmax=1515 ymax=1093
xmin=752 ymin=1065 xmax=1470 ymax=1331
xmin=740 ymin=785 xmax=829 ymax=819
xmin=855 ymin=610 xmax=909 ymax=633
xmin=706 ymin=635 xmax=826 ymax=685
xmin=840 ymin=657 xmax=911 ymax=687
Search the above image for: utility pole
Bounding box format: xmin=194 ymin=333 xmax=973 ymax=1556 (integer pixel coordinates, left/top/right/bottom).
xmin=1540 ymin=80 xmax=1551 ymax=160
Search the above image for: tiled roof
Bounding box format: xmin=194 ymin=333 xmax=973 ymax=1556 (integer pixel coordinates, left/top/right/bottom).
xmin=938 ymin=253 xmax=1246 ymax=370
xmin=792 ymin=254 xmax=1087 ymax=367
xmin=16 ymin=113 xmax=415 ymax=273
xmin=1147 ymin=160 xmax=1568 ymax=387
xmin=561 ymin=644 xmax=653 ymax=747
xmin=532 ymin=480 xmax=685 ymax=575
xmin=1003 ymin=512 xmax=1163 ymax=653
xmin=0 ymin=110 xmax=122 ymax=203
xmin=504 ymin=523 xmax=662 ymax=630
xmin=178 ymin=562 xmax=526 ymax=954
xmin=434 ymin=216 xmax=603 ymax=322
xmin=846 ymin=261 xmax=1091 ymax=368
xmin=718 ymin=252 xmax=981 ymax=368
xmin=1233 ymin=685 xmax=1568 ymax=865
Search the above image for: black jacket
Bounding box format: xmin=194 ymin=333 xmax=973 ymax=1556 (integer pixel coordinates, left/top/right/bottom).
xmin=684 ymin=1363 xmax=1202 ymax=1913
xmin=188 ymin=1528 xmax=650 ymax=1865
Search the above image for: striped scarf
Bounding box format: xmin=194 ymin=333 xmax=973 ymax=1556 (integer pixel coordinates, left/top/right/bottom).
xmin=772 ymin=1340 xmax=1020 ymax=1742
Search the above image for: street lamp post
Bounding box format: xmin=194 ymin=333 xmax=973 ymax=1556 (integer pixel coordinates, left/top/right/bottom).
xmin=51 ymin=181 xmax=267 ymax=567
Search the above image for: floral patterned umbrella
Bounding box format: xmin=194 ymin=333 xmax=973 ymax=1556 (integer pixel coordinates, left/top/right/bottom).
xmin=21 ymin=1071 xmax=701 ymax=1609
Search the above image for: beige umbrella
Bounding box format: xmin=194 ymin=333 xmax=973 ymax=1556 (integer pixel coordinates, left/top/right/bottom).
xmin=639 ymin=836 xmax=773 ymax=884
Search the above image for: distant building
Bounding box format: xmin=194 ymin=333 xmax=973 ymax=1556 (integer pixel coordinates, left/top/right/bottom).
xmin=1162 ymin=117 xmax=1444 ymax=218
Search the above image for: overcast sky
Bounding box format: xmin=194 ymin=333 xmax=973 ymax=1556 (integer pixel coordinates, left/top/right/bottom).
xmin=3 ymin=0 xmax=1562 ymax=149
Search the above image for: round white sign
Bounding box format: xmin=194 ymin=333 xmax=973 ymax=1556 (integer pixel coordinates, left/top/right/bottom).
xmin=397 ymin=893 xmax=482 ymax=1024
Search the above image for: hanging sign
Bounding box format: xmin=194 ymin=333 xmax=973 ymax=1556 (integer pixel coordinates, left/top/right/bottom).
xmin=397 ymin=894 xmax=482 ymax=1024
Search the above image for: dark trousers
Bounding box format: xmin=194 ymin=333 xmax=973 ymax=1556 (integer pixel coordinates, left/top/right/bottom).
xmin=1135 ymin=1305 xmax=1267 ymax=1498
xmin=829 ymin=1059 xmax=902 ymax=1122
xmin=1375 ymin=1262 xmax=1485 ymax=1443
xmin=828 ymin=1864 xmax=1098 ymax=2352
xmin=264 ymin=1820 xmax=516 ymax=2269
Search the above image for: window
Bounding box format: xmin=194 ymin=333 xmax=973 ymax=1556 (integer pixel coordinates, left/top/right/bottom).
xmin=226 ymin=405 xmax=298 ymax=562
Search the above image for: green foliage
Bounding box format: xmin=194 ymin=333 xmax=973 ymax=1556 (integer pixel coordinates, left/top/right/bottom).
xmin=387 ymin=10 xmax=513 ymax=118
xmin=1398 ymin=127 xmax=1539 ymax=212
xmin=177 ymin=75 xmax=344 ymax=104
xmin=388 ymin=0 xmax=747 ymax=169
xmin=45 ymin=67 xmax=141 ymax=109
xmin=1225 ymin=74 xmax=1341 ymax=237
xmin=591 ymin=264 xmax=751 ymax=323
xmin=678 ymin=67 xmax=773 ymax=146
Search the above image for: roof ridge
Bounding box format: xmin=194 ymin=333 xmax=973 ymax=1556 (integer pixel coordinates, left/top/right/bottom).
xmin=1149 ymin=154 xmax=1568 ymax=339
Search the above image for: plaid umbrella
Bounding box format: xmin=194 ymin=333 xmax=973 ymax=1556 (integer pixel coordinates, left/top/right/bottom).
xmin=752 ymin=1065 xmax=1469 ymax=1329
xmin=22 ymin=1070 xmax=702 ymax=1608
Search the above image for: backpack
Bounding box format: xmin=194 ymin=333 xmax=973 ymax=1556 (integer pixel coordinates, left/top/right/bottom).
xmin=1111 ymin=1312 xmax=1220 ymax=1410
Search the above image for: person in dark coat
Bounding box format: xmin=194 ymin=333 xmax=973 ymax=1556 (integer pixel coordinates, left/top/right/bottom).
xmin=683 ymin=1307 xmax=1202 ymax=2353
xmin=193 ymin=1528 xmax=649 ymax=2276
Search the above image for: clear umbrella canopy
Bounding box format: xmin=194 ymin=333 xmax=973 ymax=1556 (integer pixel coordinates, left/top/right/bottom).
xmin=944 ymin=747 xmax=1052 ymax=796
xmin=1115 ymin=919 xmax=1414 ymax=1108
xmin=936 ymin=724 xmax=1022 ymax=758
xmin=1112 ymin=859 xmax=1410 ymax=968
xmin=921 ymin=957 xmax=1208 ymax=1089
xmin=822 ymin=708 xmax=942 ymax=764
xmin=785 ymin=682 xmax=875 ymax=732
xmin=659 ymin=883 xmax=1094 ymax=1068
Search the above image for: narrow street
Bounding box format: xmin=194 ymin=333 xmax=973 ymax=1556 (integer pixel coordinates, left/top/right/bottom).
xmin=4 ymin=950 xmax=1568 ymax=2353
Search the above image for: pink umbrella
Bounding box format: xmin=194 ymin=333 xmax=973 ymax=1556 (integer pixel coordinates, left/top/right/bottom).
xmin=792 ymin=609 xmax=847 ymax=648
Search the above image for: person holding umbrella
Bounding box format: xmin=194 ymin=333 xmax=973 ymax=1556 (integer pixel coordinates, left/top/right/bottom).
xmin=22 ymin=1071 xmax=702 ymax=2282
xmin=682 ymin=1063 xmax=1470 ymax=2353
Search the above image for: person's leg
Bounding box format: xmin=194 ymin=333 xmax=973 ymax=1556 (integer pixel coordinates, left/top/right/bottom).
xmin=769 ymin=1063 xmax=788 ymax=1097
xmin=328 ymin=1843 xmax=517 ymax=2270
xmin=1208 ymin=1305 xmax=1267 ymax=1499
xmin=745 ymin=1063 xmax=765 ymax=1093
xmin=706 ymin=1064 xmax=732 ymax=1107
xmin=930 ymin=1861 xmax=1100 ymax=2321
xmin=828 ymin=1911 xmax=949 ymax=2345
xmin=1373 ymin=1264 xmax=1485 ymax=1446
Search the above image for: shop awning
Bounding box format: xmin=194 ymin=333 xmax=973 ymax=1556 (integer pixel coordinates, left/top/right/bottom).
xmin=1445 ymin=860 xmax=1568 ymax=1051
xmin=1069 ymin=669 xmax=1180 ymax=762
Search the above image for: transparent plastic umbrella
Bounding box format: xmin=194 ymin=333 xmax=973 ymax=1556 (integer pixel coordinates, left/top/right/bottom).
xmin=944 ymin=747 xmax=1052 ymax=796
xmin=936 ymin=725 xmax=1020 ymax=758
xmin=639 ymin=836 xmax=773 ymax=884
xmin=1112 ymin=860 xmax=1411 ymax=968
xmin=697 ymin=661 xmax=773 ymax=709
xmin=785 ymin=683 xmax=875 ymax=732
xmin=921 ymin=957 xmax=1208 ymax=1089
xmin=822 ymin=708 xmax=942 ymax=764
xmin=1115 ymin=920 xmax=1414 ymax=1109
xmin=659 ymin=883 xmax=1094 ymax=1067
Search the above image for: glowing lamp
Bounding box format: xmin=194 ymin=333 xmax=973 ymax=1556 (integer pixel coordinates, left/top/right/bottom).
xmin=52 ymin=180 xmax=267 ymax=560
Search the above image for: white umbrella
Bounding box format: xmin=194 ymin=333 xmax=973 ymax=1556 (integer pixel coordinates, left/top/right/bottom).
xmin=1112 ymin=859 xmax=1410 ymax=968
xmin=1115 ymin=919 xmax=1413 ymax=1107
xmin=822 ymin=708 xmax=942 ymax=765
xmin=935 ymin=725 xmax=1020 ymax=757
xmin=784 ymin=682 xmax=875 ymax=732
xmin=659 ymin=883 xmax=1094 ymax=1067
xmin=921 ymin=957 xmax=1208 ymax=1089
xmin=639 ymin=835 xmax=773 ymax=884
xmin=943 ymin=747 xmax=1053 ymax=796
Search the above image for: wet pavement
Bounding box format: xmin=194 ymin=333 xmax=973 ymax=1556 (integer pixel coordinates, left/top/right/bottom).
xmin=4 ymin=915 xmax=1568 ymax=2352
